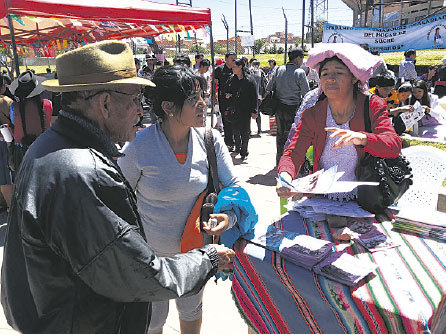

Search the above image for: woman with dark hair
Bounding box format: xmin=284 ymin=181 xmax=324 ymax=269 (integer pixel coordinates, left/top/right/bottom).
xmin=388 ymin=82 xmax=414 ymax=135
xmin=118 ymin=65 xmax=256 ymax=333
xmin=225 ymin=58 xmax=258 ymax=159
xmin=409 ymin=79 xmax=442 ymax=127
xmin=420 ymin=65 xmax=438 ymax=90
xmin=276 ymin=43 xmax=401 ymax=201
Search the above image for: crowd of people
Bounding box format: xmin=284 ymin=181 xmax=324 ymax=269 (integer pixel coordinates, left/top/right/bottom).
xmin=0 ymin=39 xmax=445 ymax=334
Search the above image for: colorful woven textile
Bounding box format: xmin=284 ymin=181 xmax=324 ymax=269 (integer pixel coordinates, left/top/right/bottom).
xmin=232 ymin=211 xmax=446 ymax=334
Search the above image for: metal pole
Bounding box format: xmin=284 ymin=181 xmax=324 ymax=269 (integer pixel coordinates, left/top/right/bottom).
xmin=209 ymin=24 xmax=216 ymax=128
xmin=399 ymin=0 xmax=404 ymax=26
xmin=235 ymin=0 xmax=238 ymax=57
xmin=310 ymin=0 xmax=314 ymax=47
xmin=249 ymin=0 xmax=254 ymax=57
xmin=380 ymin=0 xmax=383 ymax=28
xmin=194 ymin=32 xmax=199 ymax=54
xmin=283 ymin=8 xmax=288 ymax=65
xmin=222 ymin=15 xmax=229 ymax=53
xmin=7 ymin=15 xmax=20 ymax=78
xmin=428 ymin=0 xmax=432 ymax=16
xmin=301 ymin=0 xmax=306 ymax=49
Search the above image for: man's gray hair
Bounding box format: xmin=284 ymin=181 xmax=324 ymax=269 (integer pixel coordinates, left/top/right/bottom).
xmin=61 ymin=89 xmax=104 ymax=115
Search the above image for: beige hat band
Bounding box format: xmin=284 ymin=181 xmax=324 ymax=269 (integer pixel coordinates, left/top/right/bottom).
xmin=58 ymin=68 xmax=137 ymax=85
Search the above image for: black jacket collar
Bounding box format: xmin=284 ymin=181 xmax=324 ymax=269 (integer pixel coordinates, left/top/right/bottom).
xmin=52 ymin=110 xmax=123 ymax=158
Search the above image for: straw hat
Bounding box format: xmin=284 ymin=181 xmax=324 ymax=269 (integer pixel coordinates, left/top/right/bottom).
xmin=43 ymin=41 xmax=155 ymax=92
xmin=10 ymin=70 xmax=47 ymax=99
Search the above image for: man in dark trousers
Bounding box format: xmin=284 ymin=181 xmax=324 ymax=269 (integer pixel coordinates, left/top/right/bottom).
xmin=267 ymin=48 xmax=309 ymax=165
xmin=1 ymin=41 xmax=234 ymax=334
xmin=214 ymin=51 xmax=236 ymax=151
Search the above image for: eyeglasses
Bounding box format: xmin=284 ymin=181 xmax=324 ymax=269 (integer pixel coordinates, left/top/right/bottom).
xmin=86 ymin=90 xmax=142 ymax=105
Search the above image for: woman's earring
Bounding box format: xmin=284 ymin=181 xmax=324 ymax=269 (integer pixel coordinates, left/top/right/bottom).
xmin=169 ymin=113 xmax=174 ymax=117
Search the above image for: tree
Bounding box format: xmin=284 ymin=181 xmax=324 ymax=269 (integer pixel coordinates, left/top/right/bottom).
xmin=188 ymin=45 xmax=207 ymax=55
xmin=213 ymin=43 xmax=227 ymax=55
xmin=277 ymin=46 xmax=284 ymax=54
xmin=313 ymin=20 xmax=326 ymax=44
xmin=271 ymin=43 xmax=277 ymax=54
xmin=254 ymin=39 xmax=266 ymax=54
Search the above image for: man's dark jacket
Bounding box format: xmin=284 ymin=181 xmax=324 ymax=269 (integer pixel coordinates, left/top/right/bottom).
xmin=1 ymin=111 xmax=218 ymax=333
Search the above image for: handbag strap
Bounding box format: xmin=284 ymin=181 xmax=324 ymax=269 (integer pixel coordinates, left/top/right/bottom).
xmin=363 ymin=94 xmax=373 ymax=133
xmin=204 ymin=128 xmax=220 ymax=194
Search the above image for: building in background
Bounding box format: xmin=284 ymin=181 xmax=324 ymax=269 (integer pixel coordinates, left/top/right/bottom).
xmin=342 ymin=0 xmax=445 ymax=27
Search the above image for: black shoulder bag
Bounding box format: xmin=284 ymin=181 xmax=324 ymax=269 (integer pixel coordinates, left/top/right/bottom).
xmin=200 ymin=128 xmax=221 ymax=227
xmin=259 ymin=68 xmax=278 ymax=116
xmin=357 ymin=95 xmax=413 ymax=214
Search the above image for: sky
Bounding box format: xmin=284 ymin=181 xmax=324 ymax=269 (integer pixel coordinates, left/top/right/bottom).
xmin=151 ymin=0 xmax=353 ymax=41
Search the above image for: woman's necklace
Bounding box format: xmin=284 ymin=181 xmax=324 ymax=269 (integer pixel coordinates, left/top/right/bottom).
xmin=331 ymin=104 xmax=356 ymax=125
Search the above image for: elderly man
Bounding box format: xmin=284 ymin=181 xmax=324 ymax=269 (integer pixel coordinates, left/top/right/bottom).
xmin=1 ymin=41 xmax=233 ymax=333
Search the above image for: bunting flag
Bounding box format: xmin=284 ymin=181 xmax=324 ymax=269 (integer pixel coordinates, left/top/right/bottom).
xmin=186 ymin=30 xmax=191 ymax=40
xmin=56 ymin=40 xmax=62 ymax=50
xmin=27 ymin=16 xmax=43 ymax=23
xmin=145 ymin=38 xmax=153 ymax=44
xmin=51 ymin=40 xmax=57 ymax=50
xmin=50 ymin=17 xmax=65 ymax=27
xmin=101 ymin=21 xmax=114 ymax=28
xmin=178 ymin=25 xmax=186 ymax=32
xmin=150 ymin=25 xmax=159 ymax=33
xmin=70 ymin=19 xmax=82 ymax=27
xmin=27 ymin=47 xmax=35 ymax=57
xmin=169 ymin=25 xmax=176 ymax=33
xmin=10 ymin=15 xmax=25 ymax=26
xmin=62 ymin=40 xmax=68 ymax=48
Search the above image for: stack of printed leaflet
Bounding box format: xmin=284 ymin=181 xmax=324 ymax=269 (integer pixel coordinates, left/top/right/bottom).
xmin=249 ymin=225 xmax=376 ymax=286
xmin=393 ymin=207 xmax=446 ymax=241
xmin=313 ymin=252 xmax=377 ymax=286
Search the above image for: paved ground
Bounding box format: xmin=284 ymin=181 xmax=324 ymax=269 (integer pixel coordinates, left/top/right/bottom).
xmin=0 ymin=115 xmax=279 ymax=334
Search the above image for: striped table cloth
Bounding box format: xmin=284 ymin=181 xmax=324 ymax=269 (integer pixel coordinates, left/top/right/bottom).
xmin=232 ymin=211 xmax=446 ymax=333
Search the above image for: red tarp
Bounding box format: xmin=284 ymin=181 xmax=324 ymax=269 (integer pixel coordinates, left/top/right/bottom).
xmin=0 ymin=0 xmax=211 ymax=44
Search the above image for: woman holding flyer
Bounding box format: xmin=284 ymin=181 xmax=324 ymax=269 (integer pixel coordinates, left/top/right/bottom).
xmin=276 ymin=43 xmax=401 ymax=201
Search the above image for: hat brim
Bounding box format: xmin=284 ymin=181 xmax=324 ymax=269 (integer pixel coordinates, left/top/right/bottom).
xmin=10 ymin=75 xmax=47 ymax=98
xmin=42 ymin=76 xmax=155 ymax=92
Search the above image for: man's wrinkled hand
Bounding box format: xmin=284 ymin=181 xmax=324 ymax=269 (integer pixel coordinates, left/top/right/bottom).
xmin=211 ymin=244 xmax=235 ymax=272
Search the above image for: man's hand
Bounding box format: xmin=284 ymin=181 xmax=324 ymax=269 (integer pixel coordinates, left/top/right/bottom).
xmin=211 ymin=244 xmax=235 ymax=273
xmin=251 ymin=113 xmax=258 ymax=119
xmin=325 ymin=127 xmax=367 ymax=148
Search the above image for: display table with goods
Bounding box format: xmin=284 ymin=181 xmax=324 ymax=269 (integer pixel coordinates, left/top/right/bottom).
xmin=231 ymin=207 xmax=446 ymax=334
